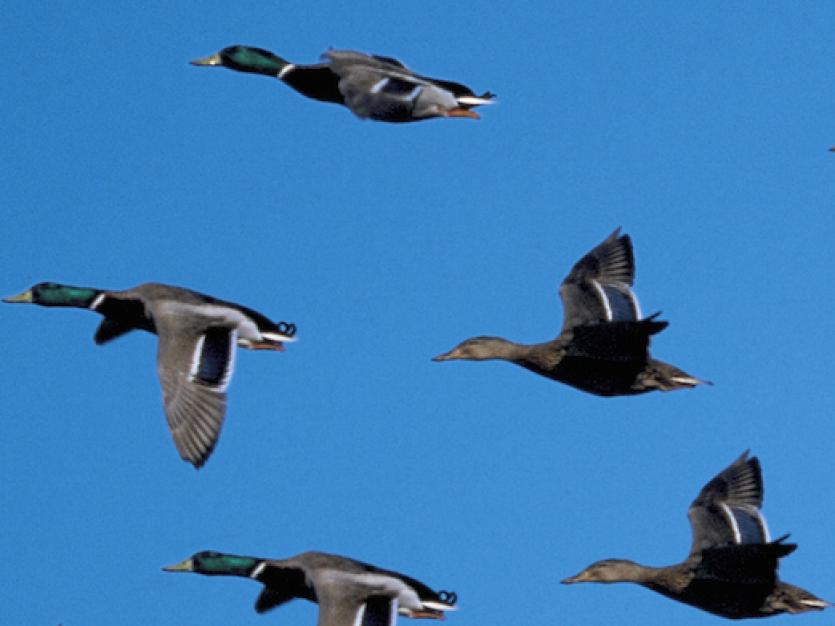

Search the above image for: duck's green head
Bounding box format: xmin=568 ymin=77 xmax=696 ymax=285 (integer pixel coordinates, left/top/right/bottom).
xmin=190 ymin=45 xmax=290 ymax=77
xmin=163 ymin=551 xmax=259 ymax=577
xmin=3 ymin=282 xmax=100 ymax=308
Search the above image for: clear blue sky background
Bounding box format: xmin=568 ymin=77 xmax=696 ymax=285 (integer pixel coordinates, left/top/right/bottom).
xmin=2 ymin=2 xmax=834 ymax=625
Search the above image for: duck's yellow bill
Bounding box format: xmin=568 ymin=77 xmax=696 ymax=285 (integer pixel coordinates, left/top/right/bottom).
xmin=162 ymin=558 xmax=194 ymax=572
xmin=3 ymin=289 xmax=33 ymax=303
xmin=190 ymin=53 xmax=222 ymax=67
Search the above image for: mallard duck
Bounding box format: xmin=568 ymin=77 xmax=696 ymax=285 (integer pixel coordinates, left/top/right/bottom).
xmin=433 ymin=228 xmax=708 ymax=396
xmin=190 ymin=45 xmax=495 ymax=123
xmin=163 ymin=550 xmax=457 ymax=625
xmin=3 ymin=282 xmax=296 ymax=468
xmin=562 ymin=451 xmax=831 ymax=619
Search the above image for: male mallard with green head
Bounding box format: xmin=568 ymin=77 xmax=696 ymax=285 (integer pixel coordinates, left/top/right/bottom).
xmin=190 ymin=45 xmax=495 ymax=122
xmin=562 ymin=451 xmax=830 ymax=618
xmin=164 ymin=550 xmax=457 ymax=625
xmin=433 ymin=228 xmax=708 ymax=396
xmin=4 ymin=282 xmax=296 ymax=467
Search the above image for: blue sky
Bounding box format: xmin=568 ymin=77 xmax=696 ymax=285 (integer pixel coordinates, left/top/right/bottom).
xmin=2 ymin=2 xmax=834 ymax=624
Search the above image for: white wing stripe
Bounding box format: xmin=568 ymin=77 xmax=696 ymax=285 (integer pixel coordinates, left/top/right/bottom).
xmin=404 ymin=85 xmax=422 ymax=101
xmin=187 ymin=330 xmax=237 ymax=393
xmin=187 ymin=335 xmax=206 ymax=382
xmin=756 ymin=509 xmax=771 ymax=543
xmin=352 ymin=603 xmax=366 ymax=626
xmin=216 ymin=329 xmax=237 ymax=393
xmin=590 ymin=280 xmax=613 ymax=321
xmin=720 ymin=501 xmax=742 ymax=543
xmin=389 ymin=598 xmax=398 ymax=626
xmin=630 ymin=289 xmax=642 ymax=318
xmin=370 ymin=77 xmax=390 ymax=94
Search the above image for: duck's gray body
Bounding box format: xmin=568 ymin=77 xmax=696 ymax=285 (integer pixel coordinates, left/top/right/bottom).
xmin=323 ymin=50 xmax=492 ymax=122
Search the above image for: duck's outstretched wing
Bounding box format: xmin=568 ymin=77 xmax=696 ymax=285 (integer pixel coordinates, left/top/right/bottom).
xmin=315 ymin=588 xmax=384 ymax=626
xmin=327 ymin=62 xmax=437 ymax=119
xmin=568 ymin=315 xmax=667 ymax=360
xmin=371 ymin=53 xmax=408 ymax=69
xmin=688 ymin=451 xmax=769 ymax=555
xmin=155 ymin=318 xmax=235 ymax=468
xmin=559 ymin=228 xmax=639 ymax=332
xmin=324 ymin=50 xmax=491 ymax=121
xmin=362 ymin=51 xmax=494 ymax=106
xmin=696 ymin=536 xmax=795 ymax=585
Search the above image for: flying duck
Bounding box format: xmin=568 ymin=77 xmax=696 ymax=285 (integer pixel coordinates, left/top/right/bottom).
xmin=3 ymin=282 xmax=296 ymax=467
xmin=433 ymin=228 xmax=707 ymax=396
xmin=190 ymin=45 xmax=495 ymax=122
xmin=562 ymin=451 xmax=830 ymax=618
xmin=163 ymin=550 xmax=457 ymax=625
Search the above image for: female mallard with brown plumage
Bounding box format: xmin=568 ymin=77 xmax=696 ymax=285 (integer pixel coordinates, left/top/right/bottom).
xmin=433 ymin=228 xmax=707 ymax=396
xmin=562 ymin=451 xmax=830 ymax=618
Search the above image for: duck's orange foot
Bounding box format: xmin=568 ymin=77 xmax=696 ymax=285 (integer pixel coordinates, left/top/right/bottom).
xmin=403 ymin=609 xmax=445 ymax=620
xmin=247 ymin=341 xmax=285 ymax=351
xmin=446 ymin=107 xmax=480 ymax=120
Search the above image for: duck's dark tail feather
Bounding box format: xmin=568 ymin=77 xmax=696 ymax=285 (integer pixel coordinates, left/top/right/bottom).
xmin=641 ymin=311 xmax=668 ymax=336
xmin=635 ymin=358 xmax=711 ymax=391
xmin=767 ymin=582 xmax=832 ymax=615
